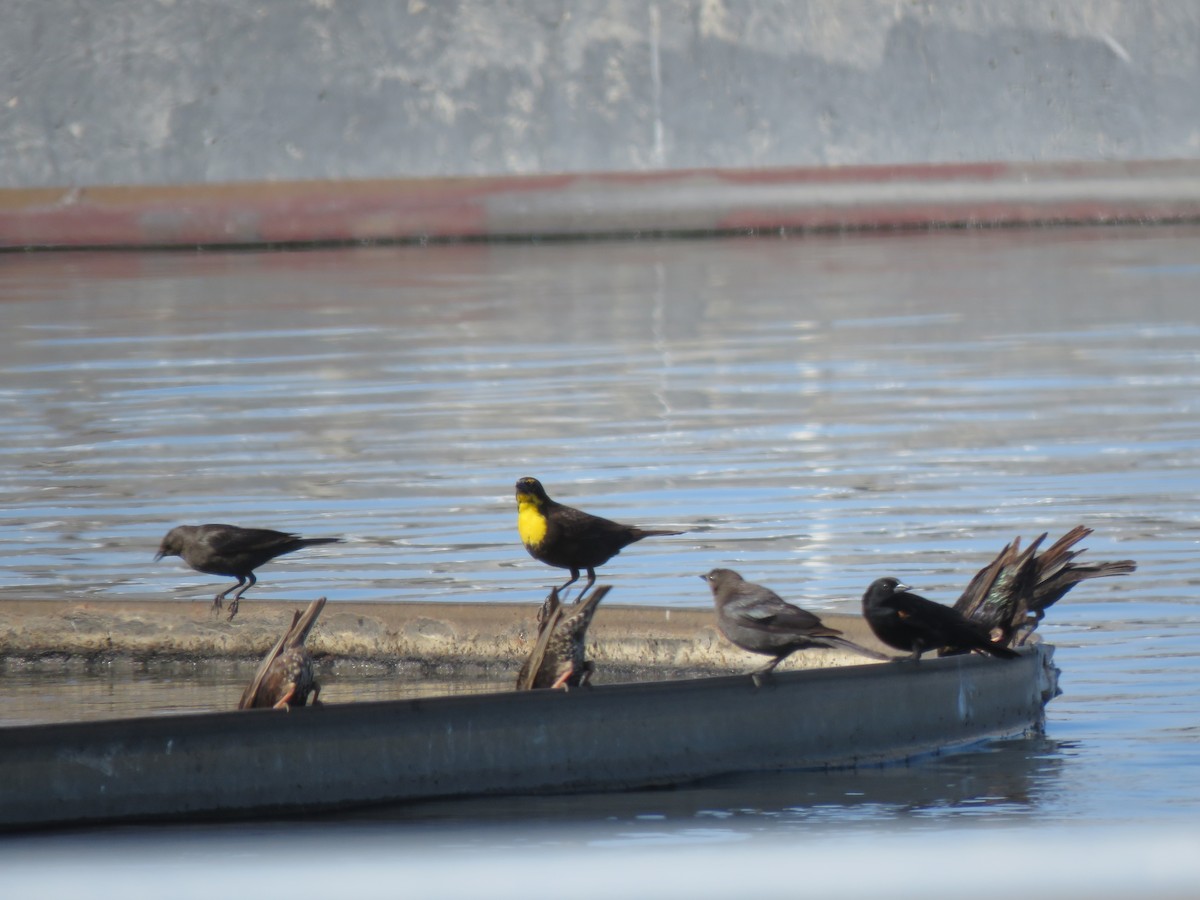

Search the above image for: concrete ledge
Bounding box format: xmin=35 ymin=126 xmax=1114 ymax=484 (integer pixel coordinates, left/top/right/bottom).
xmin=4 ymin=160 xmax=1200 ymax=250
xmin=0 ymin=598 xmax=890 ymax=678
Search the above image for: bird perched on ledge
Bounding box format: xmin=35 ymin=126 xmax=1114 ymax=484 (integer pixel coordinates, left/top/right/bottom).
xmin=862 ymin=577 xmax=1019 ymax=662
xmin=515 ymin=477 xmax=682 ymax=598
xmin=952 ymin=525 xmax=1137 ymax=648
xmin=238 ymin=596 xmax=327 ymax=710
xmin=703 ymin=568 xmax=890 ymax=682
xmin=154 ymin=523 xmax=341 ymax=620
xmin=516 ymin=584 xmax=613 ymax=691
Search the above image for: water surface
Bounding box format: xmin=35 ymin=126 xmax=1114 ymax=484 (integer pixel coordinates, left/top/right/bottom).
xmin=1 ymin=227 xmax=1198 ymax=880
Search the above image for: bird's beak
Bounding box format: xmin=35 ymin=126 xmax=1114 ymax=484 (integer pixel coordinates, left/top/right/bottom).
xmin=895 ymin=581 xmax=910 ymax=592
xmin=153 ymin=550 xmax=165 ymax=561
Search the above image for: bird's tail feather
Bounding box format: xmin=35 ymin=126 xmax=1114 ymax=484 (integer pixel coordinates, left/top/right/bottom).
xmin=824 ymin=635 xmax=893 ymax=662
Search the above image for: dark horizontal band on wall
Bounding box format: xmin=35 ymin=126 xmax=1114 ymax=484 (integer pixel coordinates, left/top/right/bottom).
xmin=4 ymin=159 xmax=1200 ymax=250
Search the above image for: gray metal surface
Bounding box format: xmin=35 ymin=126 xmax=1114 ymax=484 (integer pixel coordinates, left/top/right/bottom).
xmin=0 ymin=645 xmax=1057 ymax=829
xmin=3 ymin=2 xmax=1197 ymax=189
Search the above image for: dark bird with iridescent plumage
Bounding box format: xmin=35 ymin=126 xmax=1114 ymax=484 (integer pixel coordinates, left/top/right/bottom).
xmin=516 ymin=585 xmax=612 ymax=690
xmin=515 ymin=477 xmax=682 ymax=599
xmin=154 ymin=524 xmax=340 ymax=620
xmin=861 ymin=577 xmax=1019 ymax=662
xmin=238 ymin=596 xmax=327 ymax=710
xmin=951 ymin=525 xmax=1136 ymax=649
xmin=703 ymin=568 xmax=890 ymax=680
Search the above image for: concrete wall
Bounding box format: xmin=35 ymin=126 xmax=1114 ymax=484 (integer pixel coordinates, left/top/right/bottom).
xmin=3 ymin=1 xmax=1198 ymax=189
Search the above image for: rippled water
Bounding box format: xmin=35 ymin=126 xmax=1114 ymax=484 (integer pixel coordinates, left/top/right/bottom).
xmin=2 ymin=228 xmax=1199 ymax=876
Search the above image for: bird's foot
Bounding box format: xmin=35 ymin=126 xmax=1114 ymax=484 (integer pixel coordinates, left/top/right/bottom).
xmin=226 ymin=599 xmax=239 ymax=622
xmin=273 ymin=685 xmax=296 ymax=711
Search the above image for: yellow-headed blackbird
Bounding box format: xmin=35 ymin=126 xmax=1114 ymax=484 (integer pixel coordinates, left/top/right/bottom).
xmin=238 ymin=596 xmax=326 ymax=710
xmin=862 ymin=577 xmax=1019 ymax=661
xmin=514 ymin=477 xmax=681 ymax=596
xmin=953 ymin=525 xmax=1136 ymax=648
xmin=702 ymin=568 xmax=889 ymax=678
xmin=516 ymin=585 xmax=612 ymax=690
xmin=155 ymin=524 xmax=341 ymax=620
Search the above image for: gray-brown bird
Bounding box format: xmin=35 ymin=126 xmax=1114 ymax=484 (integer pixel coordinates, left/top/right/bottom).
xmin=154 ymin=524 xmax=341 ymax=620
xmin=702 ymin=568 xmax=890 ymax=680
xmin=516 ymin=585 xmax=612 ymax=690
xmin=515 ymin=477 xmax=682 ymax=598
xmin=238 ymin=596 xmax=327 ymax=710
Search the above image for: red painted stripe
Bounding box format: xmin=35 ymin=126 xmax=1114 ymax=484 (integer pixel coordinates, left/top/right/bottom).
xmin=3 ymin=160 xmax=1200 ymax=249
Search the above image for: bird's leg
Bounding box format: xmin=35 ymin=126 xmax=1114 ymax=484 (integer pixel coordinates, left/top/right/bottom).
xmin=550 ymin=667 xmax=574 ymax=690
xmin=213 ymin=580 xmax=240 ymax=613
xmin=574 ymin=568 xmax=597 ymax=603
xmin=577 ymin=661 xmax=595 ymax=688
xmin=751 ymin=655 xmax=784 ymax=687
xmin=557 ymin=568 xmax=581 ymax=597
xmin=310 ymin=682 xmax=322 ymax=706
xmin=227 ymin=573 xmax=256 ymax=621
xmin=907 ymin=642 xmax=925 ymax=663
xmin=273 ymin=684 xmax=296 ymax=711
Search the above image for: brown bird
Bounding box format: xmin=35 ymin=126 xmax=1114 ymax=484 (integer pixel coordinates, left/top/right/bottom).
xmin=238 ymin=596 xmax=327 ymax=710
xmin=155 ymin=523 xmax=341 ymax=620
xmin=516 ymin=585 xmax=612 ymax=690
xmin=953 ymin=525 xmax=1136 ymax=648
xmin=862 ymin=577 xmax=1019 ymax=662
xmin=515 ymin=476 xmax=682 ymax=598
xmin=703 ymin=568 xmax=890 ymax=681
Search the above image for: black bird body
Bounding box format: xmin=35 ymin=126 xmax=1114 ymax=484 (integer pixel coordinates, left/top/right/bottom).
xmin=155 ymin=523 xmax=340 ymax=620
xmin=515 ymin=477 xmax=681 ymax=596
xmin=703 ymin=568 xmax=889 ymax=677
xmin=238 ymin=596 xmax=326 ymax=710
xmin=516 ymin=585 xmax=612 ymax=690
xmin=862 ymin=577 xmax=1018 ymax=661
xmin=954 ymin=526 xmax=1136 ymax=647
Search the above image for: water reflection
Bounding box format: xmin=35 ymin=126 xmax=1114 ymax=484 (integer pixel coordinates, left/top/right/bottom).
xmin=346 ymin=736 xmax=1069 ymax=830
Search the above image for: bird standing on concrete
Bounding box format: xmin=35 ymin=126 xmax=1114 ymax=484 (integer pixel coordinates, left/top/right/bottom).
xmin=154 ymin=524 xmax=341 ymax=620
xmin=862 ymin=576 xmax=1019 ymax=661
xmin=238 ymin=596 xmax=327 ymax=710
xmin=516 ymin=584 xmax=613 ymax=690
xmin=702 ymin=568 xmax=889 ymax=680
xmin=515 ymin=477 xmax=682 ymax=598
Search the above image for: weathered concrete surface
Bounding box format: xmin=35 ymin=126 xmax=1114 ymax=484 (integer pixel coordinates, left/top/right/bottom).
xmin=0 ymin=598 xmax=891 ymax=678
xmin=2 ymin=2 xmax=1198 ymax=190
xmin=0 ymin=644 xmax=1056 ymax=829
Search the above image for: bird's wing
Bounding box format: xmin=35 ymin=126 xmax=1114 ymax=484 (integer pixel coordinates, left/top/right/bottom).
xmin=516 ymin=589 xmax=565 ymax=691
xmin=727 ymin=590 xmax=829 ymax=633
xmin=204 ymin=525 xmax=294 ymax=554
xmin=238 ymin=610 xmax=299 ymax=709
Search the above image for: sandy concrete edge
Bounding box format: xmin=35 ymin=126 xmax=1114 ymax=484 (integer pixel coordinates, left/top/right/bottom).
xmin=0 ymin=597 xmax=892 ymax=677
